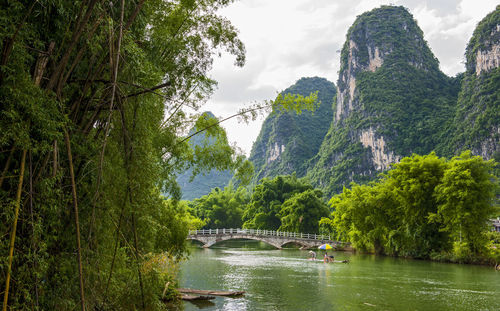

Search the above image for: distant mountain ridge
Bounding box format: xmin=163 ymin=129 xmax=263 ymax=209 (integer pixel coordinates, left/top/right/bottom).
xmin=176 ymin=112 xmax=233 ymax=200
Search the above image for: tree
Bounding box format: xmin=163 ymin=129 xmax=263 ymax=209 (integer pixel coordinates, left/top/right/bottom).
xmin=385 ymin=153 xmax=450 ymax=256
xmin=190 ymin=184 xmax=249 ymax=229
xmin=435 ymin=151 xmax=496 ymax=254
xmin=326 ymin=151 xmax=498 ymax=260
xmin=243 ymin=174 xmax=312 ymax=230
xmin=278 ymin=189 xmax=329 ymax=233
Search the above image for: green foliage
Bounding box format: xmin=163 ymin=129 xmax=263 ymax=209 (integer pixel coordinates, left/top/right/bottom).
xmin=250 ymin=77 xmax=336 ymax=181
xmin=327 ymin=152 xmax=497 ymax=259
xmin=190 ymin=184 xmax=249 ymax=229
xmin=279 ymin=189 xmax=329 ymax=233
xmin=0 ymin=0 xmax=248 ymax=309
xmin=242 ymin=174 xmax=327 ymax=233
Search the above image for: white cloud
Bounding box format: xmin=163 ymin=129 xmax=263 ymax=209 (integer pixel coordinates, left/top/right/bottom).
xmin=201 ymin=0 xmax=498 ymax=155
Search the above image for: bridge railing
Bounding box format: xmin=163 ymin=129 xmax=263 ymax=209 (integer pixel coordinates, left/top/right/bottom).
xmin=188 ymin=228 xmax=332 ymax=241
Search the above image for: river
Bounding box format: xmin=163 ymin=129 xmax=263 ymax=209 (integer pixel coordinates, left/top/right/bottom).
xmin=179 ymin=240 xmax=499 ymax=310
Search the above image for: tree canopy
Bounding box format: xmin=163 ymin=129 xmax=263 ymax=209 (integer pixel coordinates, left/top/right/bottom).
xmin=242 ymin=174 xmax=328 ymax=233
xmin=326 ymin=152 xmax=497 ymax=260
xmin=190 ymin=184 xmax=249 ymax=229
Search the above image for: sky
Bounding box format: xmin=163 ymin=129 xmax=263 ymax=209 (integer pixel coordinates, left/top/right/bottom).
xmin=202 ymin=0 xmax=499 ymax=156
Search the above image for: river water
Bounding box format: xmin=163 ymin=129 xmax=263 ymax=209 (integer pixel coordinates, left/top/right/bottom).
xmin=179 ymin=240 xmax=499 ymax=310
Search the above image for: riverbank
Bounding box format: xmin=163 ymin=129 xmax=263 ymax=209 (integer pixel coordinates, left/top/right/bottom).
xmin=343 ymin=248 xmax=498 ymax=268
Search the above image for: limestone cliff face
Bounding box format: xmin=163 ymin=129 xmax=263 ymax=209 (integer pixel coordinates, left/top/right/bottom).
xmin=335 ymin=42 xmax=389 ymax=122
xmin=308 ymin=6 xmax=459 ymax=196
xmin=447 ymin=5 xmax=500 ymax=160
xmin=473 ymin=24 xmax=500 ymax=75
xmin=249 ymin=77 xmax=336 ymax=182
xmin=359 ymin=127 xmax=400 ymax=170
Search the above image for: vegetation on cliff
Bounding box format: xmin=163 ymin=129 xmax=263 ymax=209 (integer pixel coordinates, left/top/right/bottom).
xmin=307 ymin=6 xmax=461 ymax=197
xmin=441 ymin=5 xmax=500 ymax=159
xmin=249 ymin=77 xmax=336 ymax=181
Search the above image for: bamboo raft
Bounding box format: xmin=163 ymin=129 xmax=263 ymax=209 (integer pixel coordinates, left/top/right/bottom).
xmin=179 ymin=288 xmax=245 ymax=297
xmin=181 ymin=294 xmax=215 ymax=301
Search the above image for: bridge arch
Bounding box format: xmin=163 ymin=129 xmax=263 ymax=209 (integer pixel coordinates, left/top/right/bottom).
xmin=207 ymin=236 xmax=282 ymax=249
xmin=280 ymin=240 xmax=312 ymax=249
xmin=186 ymin=237 xmax=206 ymax=246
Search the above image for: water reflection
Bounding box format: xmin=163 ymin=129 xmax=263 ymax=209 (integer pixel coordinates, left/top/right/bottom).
xmin=180 ymin=240 xmax=499 ymax=311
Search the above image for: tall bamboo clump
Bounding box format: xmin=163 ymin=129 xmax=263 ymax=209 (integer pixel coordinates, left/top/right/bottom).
xmin=0 ymin=0 xmax=245 ymax=310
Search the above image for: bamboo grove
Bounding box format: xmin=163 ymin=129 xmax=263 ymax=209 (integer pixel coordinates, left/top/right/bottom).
xmin=0 ymin=0 xmax=251 ymax=309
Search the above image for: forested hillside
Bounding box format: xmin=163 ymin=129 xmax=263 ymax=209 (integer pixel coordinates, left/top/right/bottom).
xmin=439 ymin=6 xmax=500 ymax=160
xmin=249 ymin=77 xmax=335 ymax=181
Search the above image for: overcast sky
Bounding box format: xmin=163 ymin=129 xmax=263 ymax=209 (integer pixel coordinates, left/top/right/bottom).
xmin=202 ymin=0 xmax=499 ymax=156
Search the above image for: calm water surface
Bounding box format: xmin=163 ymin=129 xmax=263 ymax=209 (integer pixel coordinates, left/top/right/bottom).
xmin=179 ymin=240 xmax=499 ymax=310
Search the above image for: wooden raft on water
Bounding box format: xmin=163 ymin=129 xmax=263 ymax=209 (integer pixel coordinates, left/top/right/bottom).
xmin=179 ymin=288 xmax=245 ymax=301
xmin=181 ymin=294 xmax=215 ymax=301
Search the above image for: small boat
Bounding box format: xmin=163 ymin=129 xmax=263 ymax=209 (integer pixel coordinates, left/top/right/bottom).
xmin=310 ymin=259 xmax=349 ymax=263
xmin=181 ymin=294 xmax=215 ymax=301
xmin=178 ymin=288 xmax=245 ymax=297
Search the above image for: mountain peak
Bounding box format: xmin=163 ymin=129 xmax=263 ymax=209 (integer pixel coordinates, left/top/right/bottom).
xmin=336 ymin=5 xmax=439 ymax=122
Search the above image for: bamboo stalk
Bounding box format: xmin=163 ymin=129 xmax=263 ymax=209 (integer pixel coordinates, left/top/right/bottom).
xmin=47 ymin=0 xmax=99 ymax=92
xmin=103 ymin=192 xmax=127 ymax=301
xmin=0 ymin=1 xmax=38 ymax=84
xmin=64 ymin=128 xmax=86 ymax=311
xmin=0 ymin=146 xmax=15 ymax=188
xmin=131 ymin=212 xmax=145 ymax=310
xmin=2 ymin=149 xmax=27 ymax=311
xmin=100 ymin=0 xmax=125 ymax=160
xmin=52 ymin=140 xmax=58 ymax=177
xmin=29 ymin=150 xmax=39 ymax=308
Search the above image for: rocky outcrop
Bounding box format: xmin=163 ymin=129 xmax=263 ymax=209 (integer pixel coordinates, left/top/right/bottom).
xmin=335 ymin=43 xmax=387 ymax=121
xmin=308 ymin=5 xmax=458 ymax=196
xmin=267 ymin=142 xmax=286 ymax=163
xmin=475 ymin=24 xmax=500 ymax=75
xmin=477 ymin=126 xmax=500 ymax=159
xmin=475 ymin=43 xmax=500 ymax=75
xmin=368 ymin=47 xmax=384 ymax=72
xmin=359 ymin=128 xmax=400 ymax=170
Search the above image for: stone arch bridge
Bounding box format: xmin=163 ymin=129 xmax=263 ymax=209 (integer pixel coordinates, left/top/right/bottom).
xmin=187 ymin=228 xmax=348 ymax=250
